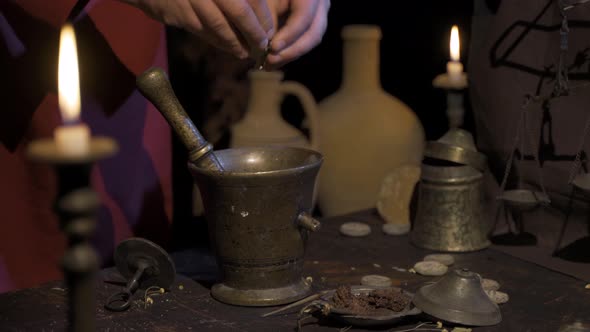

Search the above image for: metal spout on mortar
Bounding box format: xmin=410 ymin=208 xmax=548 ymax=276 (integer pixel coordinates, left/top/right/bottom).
xmin=136 ymin=67 xmax=224 ymax=172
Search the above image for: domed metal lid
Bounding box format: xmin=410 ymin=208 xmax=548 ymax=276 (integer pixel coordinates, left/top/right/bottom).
xmin=424 ymin=128 xmax=487 ymax=172
xmin=412 ymin=268 xmax=501 ymax=326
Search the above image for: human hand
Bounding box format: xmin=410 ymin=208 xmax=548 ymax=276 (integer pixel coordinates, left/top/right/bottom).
xmin=265 ymin=0 xmax=330 ymax=68
xmin=120 ymin=0 xmax=275 ymax=59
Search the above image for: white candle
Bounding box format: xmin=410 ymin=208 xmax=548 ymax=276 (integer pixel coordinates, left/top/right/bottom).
xmin=446 ymin=25 xmax=463 ymax=84
xmin=56 ymin=23 xmax=90 ymax=156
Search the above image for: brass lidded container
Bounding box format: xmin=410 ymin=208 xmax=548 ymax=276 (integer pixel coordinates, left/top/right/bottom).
xmin=410 ymin=128 xmax=491 ymax=252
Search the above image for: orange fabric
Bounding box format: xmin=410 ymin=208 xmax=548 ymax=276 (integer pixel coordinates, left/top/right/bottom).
xmin=1 ymin=0 xmax=172 ymax=290
xmin=12 ymin=0 xmax=76 ymax=27
xmin=0 ymin=94 xmax=64 ymax=288
xmin=90 ymin=0 xmax=162 ymax=75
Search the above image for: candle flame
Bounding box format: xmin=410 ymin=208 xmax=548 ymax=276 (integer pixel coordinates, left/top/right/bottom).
xmin=450 ymin=25 xmax=460 ymax=62
xmin=58 ymin=24 xmax=80 ymax=123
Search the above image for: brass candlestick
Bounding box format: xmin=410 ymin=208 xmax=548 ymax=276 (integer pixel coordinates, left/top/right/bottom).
xmin=27 ymin=137 xmax=117 ymax=332
xmin=427 ymin=73 xmax=487 ymax=171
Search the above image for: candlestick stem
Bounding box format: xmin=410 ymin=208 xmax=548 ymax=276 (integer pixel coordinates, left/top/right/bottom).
xmin=56 ymin=167 xmax=99 ymax=332
xmin=447 ymin=91 xmax=465 ymax=129
xmin=27 ymin=137 xmax=117 ymax=332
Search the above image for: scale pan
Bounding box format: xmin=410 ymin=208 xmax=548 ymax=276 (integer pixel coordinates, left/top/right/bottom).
xmin=497 ymin=189 xmax=550 ymax=212
xmin=572 ymin=174 xmax=590 ymax=195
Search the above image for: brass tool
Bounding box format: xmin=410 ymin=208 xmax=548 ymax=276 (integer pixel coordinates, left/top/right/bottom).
xmin=254 ymin=40 xmax=271 ymax=70
xmin=136 ymin=67 xmax=224 ymax=171
xmin=261 ymin=290 xmax=330 ymax=317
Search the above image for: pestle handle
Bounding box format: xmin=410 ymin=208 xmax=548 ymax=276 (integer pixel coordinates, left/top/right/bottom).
xmin=136 ymin=67 xmax=223 ymax=171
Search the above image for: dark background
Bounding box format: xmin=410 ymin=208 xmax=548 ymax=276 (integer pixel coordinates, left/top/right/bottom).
xmin=166 ymin=1 xmax=476 ymax=249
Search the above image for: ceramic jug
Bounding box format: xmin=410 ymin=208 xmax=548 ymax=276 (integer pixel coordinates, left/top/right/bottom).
xmin=317 ymin=25 xmax=425 ymax=217
xmin=230 ymin=70 xmax=319 ymax=150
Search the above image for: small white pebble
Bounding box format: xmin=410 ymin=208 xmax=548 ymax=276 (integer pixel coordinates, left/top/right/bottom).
xmin=392 ymin=266 xmax=407 ymax=272
xmin=585 ymin=284 xmax=590 ymax=289
xmin=481 ymin=278 xmax=500 ymax=291
xmin=436 ymin=321 xmax=443 ymax=328
xmin=408 ymin=268 xmax=416 ymax=274
xmin=178 ymin=285 xmax=184 ymax=290
xmin=350 ymin=267 xmax=356 ymax=271
xmin=373 ymin=263 xmax=381 ymax=268
xmin=361 ymin=274 xmax=392 ymax=287
xmin=413 ymin=261 xmax=448 ymax=276
xmin=339 ymin=222 xmax=371 ymax=237
xmin=423 ymin=254 xmax=455 ymax=266
xmin=382 ymin=223 xmax=410 ymax=235
xmin=485 ymin=290 xmax=509 ymax=304
xmin=305 ymin=276 xmax=313 ymax=284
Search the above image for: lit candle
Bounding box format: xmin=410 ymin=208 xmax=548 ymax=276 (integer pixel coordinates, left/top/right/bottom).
xmin=446 ymin=25 xmax=463 ymax=85
xmin=55 ymin=23 xmax=90 ymax=156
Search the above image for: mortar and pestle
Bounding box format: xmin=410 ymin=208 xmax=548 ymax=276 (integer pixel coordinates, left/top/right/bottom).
xmin=136 ymin=68 xmax=323 ymax=306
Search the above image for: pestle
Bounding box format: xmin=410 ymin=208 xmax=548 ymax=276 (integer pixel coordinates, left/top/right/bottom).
xmin=136 ymin=67 xmax=224 ymax=172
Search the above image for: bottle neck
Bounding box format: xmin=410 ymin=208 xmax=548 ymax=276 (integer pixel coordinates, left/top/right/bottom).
xmin=341 ymin=38 xmax=381 ymax=92
xmin=245 ymin=72 xmax=283 ymax=120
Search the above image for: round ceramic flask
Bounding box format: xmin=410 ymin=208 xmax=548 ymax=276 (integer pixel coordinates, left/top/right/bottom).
xmin=317 ymin=24 xmax=425 ymax=217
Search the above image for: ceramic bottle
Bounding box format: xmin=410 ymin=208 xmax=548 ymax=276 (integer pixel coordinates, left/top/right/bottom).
xmin=317 ymin=25 xmax=425 ymax=217
xmin=230 ymin=70 xmax=319 ymax=150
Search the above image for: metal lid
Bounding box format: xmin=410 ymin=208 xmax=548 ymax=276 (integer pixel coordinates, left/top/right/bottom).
xmin=424 ymin=128 xmax=487 ymax=172
xmin=412 ymin=268 xmax=502 ymax=326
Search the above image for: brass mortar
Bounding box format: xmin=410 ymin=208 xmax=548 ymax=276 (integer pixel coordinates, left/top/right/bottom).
xmin=136 ymin=67 xmax=323 ymax=306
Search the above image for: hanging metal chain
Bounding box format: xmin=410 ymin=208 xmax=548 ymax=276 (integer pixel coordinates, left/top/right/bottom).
xmin=568 ymin=111 xmax=590 ymax=183
xmin=523 ymin=103 xmax=549 ymax=197
xmin=554 ymin=1 xmax=571 ymax=97
xmin=556 ymin=0 xmax=590 ymax=183
xmin=498 ymin=97 xmax=531 ymax=193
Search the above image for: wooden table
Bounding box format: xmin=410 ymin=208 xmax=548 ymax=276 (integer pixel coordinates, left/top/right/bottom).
xmin=1 ymin=209 xmax=589 ymax=331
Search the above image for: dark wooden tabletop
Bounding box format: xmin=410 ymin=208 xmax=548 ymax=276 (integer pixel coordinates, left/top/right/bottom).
xmin=1 ymin=209 xmax=590 ymax=331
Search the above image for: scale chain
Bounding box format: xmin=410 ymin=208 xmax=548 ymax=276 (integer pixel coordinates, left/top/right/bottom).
xmin=499 ymin=98 xmax=530 ymax=193
xmin=568 ymin=110 xmax=590 ymax=183
xmin=523 ymin=104 xmax=549 ymax=197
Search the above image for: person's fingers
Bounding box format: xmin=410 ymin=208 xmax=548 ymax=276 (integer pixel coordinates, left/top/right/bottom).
xmin=264 ymin=0 xmax=289 ymax=36
xmin=270 ymin=0 xmax=319 ymax=53
xmin=215 ymin=0 xmax=270 ymax=53
xmin=173 ymin=0 xmax=236 ymax=55
xmin=266 ymin=1 xmax=328 ymax=68
xmin=189 ymin=0 xmax=248 ymax=59
xmin=247 ymin=0 xmax=275 ymax=37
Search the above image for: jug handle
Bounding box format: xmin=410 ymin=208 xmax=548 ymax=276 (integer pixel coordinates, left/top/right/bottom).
xmin=297 ymin=212 xmax=321 ymax=232
xmin=281 ymin=82 xmax=320 ymax=151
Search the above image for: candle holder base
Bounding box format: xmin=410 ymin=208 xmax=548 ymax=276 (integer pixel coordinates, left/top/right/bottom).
xmin=27 ymin=137 xmax=117 ymax=164
xmin=113 ymin=237 xmax=176 ymax=291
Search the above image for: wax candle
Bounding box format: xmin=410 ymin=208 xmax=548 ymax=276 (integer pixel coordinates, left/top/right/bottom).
xmin=55 ymin=23 xmax=90 ymax=156
xmin=446 ymin=25 xmax=463 ymax=85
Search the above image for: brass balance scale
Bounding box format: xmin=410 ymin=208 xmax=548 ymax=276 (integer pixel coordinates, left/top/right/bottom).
xmin=495 ymin=0 xmax=590 ymax=248
xmin=493 ymin=96 xmax=551 ymax=245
